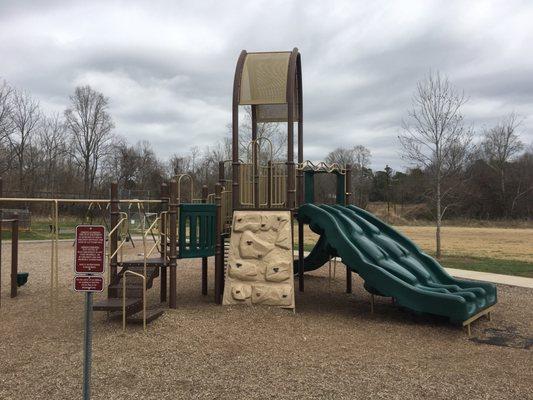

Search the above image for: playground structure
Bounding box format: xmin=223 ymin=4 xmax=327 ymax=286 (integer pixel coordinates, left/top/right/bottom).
xmin=0 ymin=48 xmax=497 ymax=333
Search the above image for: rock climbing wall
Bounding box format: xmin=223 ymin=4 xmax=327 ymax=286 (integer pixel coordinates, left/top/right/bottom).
xmin=222 ymin=210 xmax=295 ymax=309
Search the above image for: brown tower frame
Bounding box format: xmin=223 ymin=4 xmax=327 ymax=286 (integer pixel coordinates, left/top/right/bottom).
xmin=231 ymin=48 xmax=304 ymax=212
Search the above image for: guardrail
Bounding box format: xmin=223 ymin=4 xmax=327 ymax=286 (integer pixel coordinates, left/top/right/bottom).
xmin=108 ymin=212 xmax=128 ymax=283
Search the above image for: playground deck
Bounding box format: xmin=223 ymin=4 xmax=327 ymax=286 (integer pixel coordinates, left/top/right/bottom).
xmin=0 ymin=241 xmax=531 ymax=400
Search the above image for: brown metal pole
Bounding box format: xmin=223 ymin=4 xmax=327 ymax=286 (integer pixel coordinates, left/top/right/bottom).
xmin=345 ymin=164 xmax=352 ymax=294
xmin=286 ymin=48 xmax=298 ymax=210
xmin=232 ymin=50 xmax=247 ymax=212
xmin=296 ymin=52 xmax=304 ymax=207
xmin=267 ymin=160 xmax=272 ymax=208
xmin=169 ymin=180 xmax=178 ymax=309
xmin=201 ymin=185 xmax=208 ymax=296
xmin=218 ymin=161 xmax=225 ymax=186
xmin=251 ymin=105 xmax=259 ymax=208
xmin=345 ymin=164 xmax=352 ymax=205
xmin=11 ymin=219 xmax=18 ymax=298
xmin=214 ymin=183 xmax=223 ymax=304
xmin=0 ymin=178 xmax=2 ymax=306
xmin=109 ymin=183 xmax=119 ymax=296
xmin=160 ymin=183 xmax=168 ymax=303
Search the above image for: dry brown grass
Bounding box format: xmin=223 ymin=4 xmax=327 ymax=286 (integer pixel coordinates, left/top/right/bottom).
xmin=396 ymin=226 xmax=533 ymax=263
xmin=0 ymin=241 xmax=532 ymax=399
xmin=299 ymin=224 xmax=533 ymax=263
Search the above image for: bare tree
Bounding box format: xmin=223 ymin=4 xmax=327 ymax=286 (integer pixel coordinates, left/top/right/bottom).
xmin=0 ymin=80 xmax=14 ymax=174
xmin=481 ymin=113 xmax=524 ymax=216
xmin=39 ymin=113 xmax=67 ymax=193
xmin=65 ymin=86 xmax=114 ymax=196
xmin=399 ymin=71 xmax=472 ymax=258
xmin=326 ymin=145 xmax=372 ymax=206
xmin=8 ymin=88 xmax=41 ymax=190
xmin=353 ymin=145 xmax=372 ymax=206
xmin=234 ymin=107 xmax=287 ymax=162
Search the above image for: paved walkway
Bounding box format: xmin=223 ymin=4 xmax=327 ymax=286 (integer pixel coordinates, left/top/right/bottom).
xmin=295 ymin=252 xmax=533 ymax=289
xmin=443 ymin=268 xmax=533 ymax=289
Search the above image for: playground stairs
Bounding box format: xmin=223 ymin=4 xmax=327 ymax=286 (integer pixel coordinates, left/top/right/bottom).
xmin=93 ymin=257 xmax=166 ymax=324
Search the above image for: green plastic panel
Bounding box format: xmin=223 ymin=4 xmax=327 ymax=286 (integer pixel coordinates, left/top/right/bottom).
xmin=179 ymin=204 xmax=216 ymax=259
xmin=303 ymin=170 xmax=345 ymax=204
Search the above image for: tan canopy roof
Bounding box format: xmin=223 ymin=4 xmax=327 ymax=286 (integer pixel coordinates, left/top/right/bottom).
xmin=239 ymin=52 xmax=291 ymax=105
xmin=238 ymin=51 xmax=299 ymax=122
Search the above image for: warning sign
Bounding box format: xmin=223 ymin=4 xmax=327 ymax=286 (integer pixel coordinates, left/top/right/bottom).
xmin=74 ymin=275 xmax=104 ymax=292
xmin=75 ymin=225 xmax=105 ymax=275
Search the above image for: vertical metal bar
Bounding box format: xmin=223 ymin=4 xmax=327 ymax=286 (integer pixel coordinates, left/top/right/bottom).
xmin=345 ymin=165 xmax=352 ymax=294
xmin=345 ymin=164 xmax=352 ymax=205
xmin=218 ymin=161 xmax=226 ymax=231
xmin=50 ymin=203 xmax=54 ymax=305
xmin=10 ymin=219 xmax=18 ymax=298
xmin=83 ymin=292 xmax=93 ymax=400
xmin=141 ymin=213 xmax=147 ymax=331
xmin=232 ymin=50 xmax=247 ymax=211
xmin=160 ymin=183 xmax=168 ymax=303
xmin=201 ymin=185 xmax=208 ymax=296
xmin=109 ymin=183 xmax=119 ymax=296
xmin=142 ymin=274 xmax=146 ymax=331
xmin=286 ymin=49 xmax=298 ymax=210
xmin=214 ymin=183 xmax=223 ymax=304
xmin=297 ymin=52 xmax=304 ymax=208
xmin=328 ymin=257 xmax=332 ymax=291
xmin=251 ymin=107 xmax=259 ymax=208
xmin=267 ymin=160 xmax=272 ymax=208
xmin=122 ymin=274 xmax=127 ymax=331
xmin=0 ymin=178 xmax=2 ymax=307
xmin=298 ymin=218 xmax=304 ymax=292
xmin=54 ymin=201 xmax=59 ymax=301
xmin=169 ymin=180 xmax=178 ymax=309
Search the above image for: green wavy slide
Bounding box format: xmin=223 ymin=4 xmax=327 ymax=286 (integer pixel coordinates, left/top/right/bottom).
xmin=296 ymin=203 xmax=497 ymax=323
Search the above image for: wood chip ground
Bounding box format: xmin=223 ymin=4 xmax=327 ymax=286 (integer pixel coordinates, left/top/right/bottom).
xmin=0 ymin=241 xmax=531 ymax=399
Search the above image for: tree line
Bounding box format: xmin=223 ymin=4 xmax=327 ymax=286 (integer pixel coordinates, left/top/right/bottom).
xmin=0 ymin=74 xmax=531 ymax=234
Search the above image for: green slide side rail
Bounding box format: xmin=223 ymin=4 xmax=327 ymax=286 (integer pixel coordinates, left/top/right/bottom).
xmin=179 ymin=203 xmax=216 ymax=259
xmin=297 ymin=203 xmax=497 ymax=323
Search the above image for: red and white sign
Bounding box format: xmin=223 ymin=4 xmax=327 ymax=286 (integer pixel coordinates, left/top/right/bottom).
xmin=75 ymin=225 xmax=105 ymax=275
xmin=74 ymin=275 xmax=104 ymax=292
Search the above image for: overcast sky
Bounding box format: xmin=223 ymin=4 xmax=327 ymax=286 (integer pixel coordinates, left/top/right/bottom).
xmin=1 ymin=0 xmax=532 ymax=170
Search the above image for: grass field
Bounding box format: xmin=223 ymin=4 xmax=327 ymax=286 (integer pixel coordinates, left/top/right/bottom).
xmin=2 ymin=216 xmax=532 ymax=278
xmin=300 ymin=224 xmax=533 ymax=278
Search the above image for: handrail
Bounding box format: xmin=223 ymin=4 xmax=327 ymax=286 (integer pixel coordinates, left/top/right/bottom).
xmin=0 ymin=198 xmax=163 ymax=204
xmin=122 ymin=270 xmax=146 ymax=331
xmin=297 ymin=160 xmax=346 ymax=174
xmin=108 ymin=212 xmax=128 ymax=283
xmin=159 ymin=211 xmax=168 ymax=261
xmin=143 ymin=214 xmax=162 ymax=259
xmin=175 ymin=174 xmax=194 ymax=204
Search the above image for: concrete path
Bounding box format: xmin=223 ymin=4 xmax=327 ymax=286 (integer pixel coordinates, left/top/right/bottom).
xmin=443 ymin=267 xmax=533 ymax=289
xmin=295 ymin=252 xmax=533 ymax=289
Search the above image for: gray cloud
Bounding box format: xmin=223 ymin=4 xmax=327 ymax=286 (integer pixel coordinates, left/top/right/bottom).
xmin=1 ymin=0 xmax=532 ymax=171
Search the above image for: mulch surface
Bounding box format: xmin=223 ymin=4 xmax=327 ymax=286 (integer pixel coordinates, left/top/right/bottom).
xmin=1 ymin=241 xmax=532 ymax=399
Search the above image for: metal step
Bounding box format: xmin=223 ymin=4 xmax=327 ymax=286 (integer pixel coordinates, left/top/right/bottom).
xmin=120 ymin=257 xmax=165 ymax=268
xmin=93 ymin=298 xmax=142 ymax=316
xmin=126 ymin=308 xmax=165 ymax=324
xmin=108 ymin=283 xmax=150 ymax=298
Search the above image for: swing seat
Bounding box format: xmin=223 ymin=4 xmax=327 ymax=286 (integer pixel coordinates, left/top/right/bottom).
xmin=17 ymin=272 xmax=29 ymax=287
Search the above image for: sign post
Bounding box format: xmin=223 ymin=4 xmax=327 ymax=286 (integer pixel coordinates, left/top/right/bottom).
xmin=74 ymin=225 xmax=105 ymax=400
